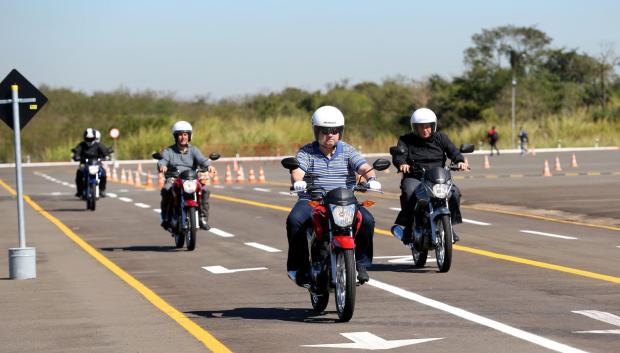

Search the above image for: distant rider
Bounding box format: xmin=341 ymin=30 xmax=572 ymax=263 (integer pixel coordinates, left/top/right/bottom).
xmin=157 ymin=121 xmax=215 ymax=230
xmin=392 ymin=108 xmax=468 ymax=245
xmin=286 ymin=106 xmax=382 ymax=286
xmin=72 ymin=128 xmax=112 ymax=197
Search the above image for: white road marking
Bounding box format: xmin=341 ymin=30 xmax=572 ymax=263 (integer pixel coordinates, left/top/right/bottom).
xmin=153 ymin=209 xmax=161 ymax=213
xmin=245 ymin=242 xmax=281 ymax=253
xmin=61 ymin=182 xmax=70 ymax=186
xmin=118 ymin=197 xmax=133 ymax=203
xmin=106 ymin=192 xmax=118 ymax=198
xmin=279 ymin=191 xmax=294 ymax=196
xmin=253 ymin=187 xmax=271 ymax=192
xmin=51 ymin=192 xmax=62 ymax=196
xmin=202 ymin=265 xmax=267 ymax=274
xmin=119 ymin=189 xmax=128 ymax=192
xmin=520 ymin=230 xmax=578 ymax=240
xmin=212 ymin=185 xmax=225 ymax=189
xmin=208 ymin=227 xmax=235 ymax=238
xmin=368 ymin=279 xmax=589 ymax=353
xmin=134 ymin=203 xmax=151 ymax=208
xmin=302 ymin=332 xmax=442 ymax=350
xmin=231 ymin=186 xmax=244 ymax=190
xmin=572 ymin=310 xmax=620 ymax=334
xmin=389 ymin=207 xmax=401 ymax=211
xmin=463 ymin=218 xmax=491 ymax=226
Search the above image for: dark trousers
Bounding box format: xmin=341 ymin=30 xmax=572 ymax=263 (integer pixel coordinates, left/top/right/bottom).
xmin=489 ymin=142 xmax=500 ymax=155
xmin=394 ymin=177 xmax=462 ymax=231
xmin=160 ymin=178 xmax=210 ymax=221
xmin=75 ymin=167 xmax=107 ymax=195
xmin=286 ymin=199 xmax=374 ymax=272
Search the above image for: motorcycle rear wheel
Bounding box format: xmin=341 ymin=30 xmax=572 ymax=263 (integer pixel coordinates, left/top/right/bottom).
xmin=335 ymin=249 xmax=356 ymax=322
xmin=435 ymin=214 xmax=453 ymax=273
xmin=411 ymin=244 xmax=428 ymax=268
xmin=310 ymin=288 xmax=329 ymax=313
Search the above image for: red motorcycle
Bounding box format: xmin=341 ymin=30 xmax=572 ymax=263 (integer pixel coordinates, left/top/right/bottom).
xmin=282 ymin=157 xmax=390 ymax=322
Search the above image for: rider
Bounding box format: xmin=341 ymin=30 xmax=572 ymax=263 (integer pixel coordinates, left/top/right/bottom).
xmin=286 ymin=105 xmax=382 ymax=286
xmin=392 ymin=108 xmax=469 ymax=245
xmin=72 ymin=128 xmax=113 ymax=198
xmin=157 ymin=121 xmax=215 ymax=230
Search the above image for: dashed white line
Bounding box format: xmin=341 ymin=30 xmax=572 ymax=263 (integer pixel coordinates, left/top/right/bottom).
xmin=51 ymin=192 xmax=62 ymax=196
xmin=118 ymin=197 xmax=133 ymax=203
xmin=253 ymin=187 xmax=271 ymax=192
xmin=279 ymin=191 xmax=293 ymax=196
xmin=106 ymin=192 xmax=118 ymax=198
xmin=368 ymin=279 xmax=589 ymax=353
xmin=212 ymin=185 xmax=225 ymax=189
xmin=463 ymin=219 xmax=491 ymax=226
xmin=208 ymin=227 xmax=235 ymax=238
xmin=134 ymin=203 xmax=151 ymax=209
xmin=520 ymin=230 xmax=578 ymax=240
xmin=389 ymin=207 xmax=402 ymax=211
xmin=153 ymin=209 xmax=161 ymax=213
xmin=245 ymin=242 xmax=281 ymax=253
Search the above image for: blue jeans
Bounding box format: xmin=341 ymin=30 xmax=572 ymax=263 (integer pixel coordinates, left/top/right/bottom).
xmin=286 ymin=199 xmax=374 ymax=272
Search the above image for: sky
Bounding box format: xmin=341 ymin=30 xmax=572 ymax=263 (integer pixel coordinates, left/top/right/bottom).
xmin=1 ymin=0 xmax=618 ymax=100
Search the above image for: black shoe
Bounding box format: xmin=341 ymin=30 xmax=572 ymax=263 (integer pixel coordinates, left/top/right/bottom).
xmin=356 ymin=264 xmax=369 ymax=284
xmin=75 ymin=192 xmax=81 ymax=197
xmin=160 ymin=220 xmax=170 ymax=230
xmin=401 ymin=232 xmax=413 ymax=245
xmin=100 ymin=190 xmax=106 ymax=198
xmin=199 ymin=217 xmax=210 ymax=230
xmin=452 ymin=231 xmax=460 ymax=244
xmin=295 ymin=270 xmax=310 ymax=287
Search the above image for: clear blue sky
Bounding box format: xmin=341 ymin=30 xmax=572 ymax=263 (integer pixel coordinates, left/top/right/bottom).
xmin=1 ymin=0 xmax=618 ymax=99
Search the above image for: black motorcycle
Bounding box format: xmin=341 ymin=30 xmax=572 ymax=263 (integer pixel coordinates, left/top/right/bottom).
xmin=153 ymin=152 xmax=220 ymax=251
xmin=282 ymin=157 xmax=391 ymax=322
xmin=80 ymin=158 xmax=104 ymax=211
xmin=390 ymin=144 xmax=474 ymax=272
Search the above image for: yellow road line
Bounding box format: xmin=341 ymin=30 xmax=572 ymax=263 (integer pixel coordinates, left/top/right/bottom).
xmin=211 ymin=191 xmax=619 ymax=285
xmin=463 ymin=205 xmax=620 ymax=232
xmin=0 ymin=178 xmax=232 ymax=353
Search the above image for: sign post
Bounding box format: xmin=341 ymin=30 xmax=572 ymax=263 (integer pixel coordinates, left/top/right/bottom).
xmin=0 ymin=69 xmax=48 ymax=279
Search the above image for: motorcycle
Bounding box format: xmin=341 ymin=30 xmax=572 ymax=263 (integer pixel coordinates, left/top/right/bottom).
xmin=281 ymin=157 xmax=391 ymax=322
xmin=152 ymin=151 xmax=220 ymax=251
xmin=389 ymin=144 xmax=474 ymax=272
xmin=80 ymin=158 xmax=104 ymax=211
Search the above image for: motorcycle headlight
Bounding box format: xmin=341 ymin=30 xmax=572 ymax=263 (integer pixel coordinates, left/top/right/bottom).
xmin=88 ymin=165 xmax=99 ymax=175
xmin=183 ymin=180 xmax=198 ymax=194
xmin=431 ymin=184 xmax=449 ymax=198
xmin=329 ymin=204 xmax=356 ymax=227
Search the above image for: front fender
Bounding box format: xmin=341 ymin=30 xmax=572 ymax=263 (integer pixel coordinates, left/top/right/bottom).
xmin=430 ymin=207 xmax=451 ymax=222
xmin=332 ymin=236 xmax=355 ymax=250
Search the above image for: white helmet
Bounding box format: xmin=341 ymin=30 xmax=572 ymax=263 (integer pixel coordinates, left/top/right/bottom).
xmin=410 ymin=108 xmax=437 ymax=135
xmin=172 ymin=120 xmax=193 ymax=141
xmin=83 ymin=128 xmax=96 ymax=146
xmin=311 ymin=106 xmax=345 ymax=140
xmin=94 ymin=129 xmax=101 ymax=143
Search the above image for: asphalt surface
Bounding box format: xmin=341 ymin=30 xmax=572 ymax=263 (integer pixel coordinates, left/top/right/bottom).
xmin=0 ymin=149 xmax=618 ymax=353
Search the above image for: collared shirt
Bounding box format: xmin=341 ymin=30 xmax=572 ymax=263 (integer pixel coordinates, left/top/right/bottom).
xmin=296 ymin=141 xmax=366 ymax=199
xmin=157 ymin=144 xmax=210 ymax=173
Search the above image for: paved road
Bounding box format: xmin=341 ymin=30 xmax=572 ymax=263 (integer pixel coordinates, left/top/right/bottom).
xmin=0 ymin=149 xmax=618 ymax=353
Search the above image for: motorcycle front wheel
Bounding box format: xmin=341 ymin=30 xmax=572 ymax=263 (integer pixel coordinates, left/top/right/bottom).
xmin=87 ymin=184 xmax=96 ymax=211
xmin=186 ymin=207 xmax=198 ymax=251
xmin=335 ymin=249 xmax=356 ymax=322
xmin=435 ymin=214 xmax=453 ymax=273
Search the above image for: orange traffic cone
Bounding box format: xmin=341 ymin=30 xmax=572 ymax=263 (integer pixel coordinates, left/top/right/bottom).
xmin=543 ymin=160 xmax=552 ymax=177
xmin=225 ymin=164 xmax=233 ymax=184
xmin=105 ymin=165 xmax=111 ymax=177
xmin=120 ymin=168 xmax=127 ymax=184
xmin=134 ymin=170 xmax=142 ymax=187
xmin=137 ymin=162 xmax=143 ymax=174
xmin=236 ymin=165 xmax=245 ymax=184
xmin=571 ymin=153 xmax=578 ymax=168
xmin=111 ymin=167 xmax=118 ymax=182
xmin=145 ymin=171 xmax=153 ymax=188
xmin=258 ymin=166 xmax=266 ymax=184
xmin=484 ymin=155 xmax=490 ymax=169
xmin=248 ymin=168 xmax=257 ymax=184
xmin=126 ymin=169 xmax=134 ymax=185
xmin=554 ymin=156 xmax=562 ymax=172
xmin=212 ymin=167 xmax=220 ymax=185
xmin=157 ymin=172 xmax=164 ymax=189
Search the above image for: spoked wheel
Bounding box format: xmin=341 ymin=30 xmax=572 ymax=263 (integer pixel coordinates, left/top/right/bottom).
xmin=87 ymin=184 xmax=96 ymax=211
xmin=186 ymin=207 xmax=198 ymax=251
xmin=334 ymin=249 xmax=356 ymax=322
xmin=435 ymin=214 xmax=453 ymax=273
xmin=310 ymin=288 xmax=329 ymax=313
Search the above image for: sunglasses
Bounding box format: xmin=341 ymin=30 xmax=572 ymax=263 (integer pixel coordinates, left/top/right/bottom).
xmin=318 ymin=127 xmax=343 ymax=135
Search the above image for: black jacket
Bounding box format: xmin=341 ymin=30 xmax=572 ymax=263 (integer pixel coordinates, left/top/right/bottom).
xmin=392 ymin=131 xmax=464 ymax=179
xmin=72 ymin=142 xmax=112 ymax=163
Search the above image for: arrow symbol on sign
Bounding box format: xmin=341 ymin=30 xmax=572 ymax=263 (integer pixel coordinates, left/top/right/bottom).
xmin=302 ymin=332 xmax=443 ymax=350
xmin=202 ymin=265 xmax=267 ymax=274
xmin=573 ymin=310 xmax=620 ymax=334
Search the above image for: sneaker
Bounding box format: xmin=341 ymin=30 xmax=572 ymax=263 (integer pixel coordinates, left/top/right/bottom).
xmin=199 ymin=217 xmax=210 ymax=230
xmin=356 ymin=264 xmax=369 ymax=284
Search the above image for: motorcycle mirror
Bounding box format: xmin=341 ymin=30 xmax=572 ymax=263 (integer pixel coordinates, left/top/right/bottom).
xmin=459 ymin=144 xmax=475 ymax=153
xmin=372 ymin=158 xmax=391 ymax=171
xmin=152 ymin=151 xmax=163 ymax=160
xmin=389 ymin=145 xmax=406 ymax=156
xmin=281 ymin=157 xmax=300 ymax=170
xmin=209 ymin=152 xmax=221 ymax=161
